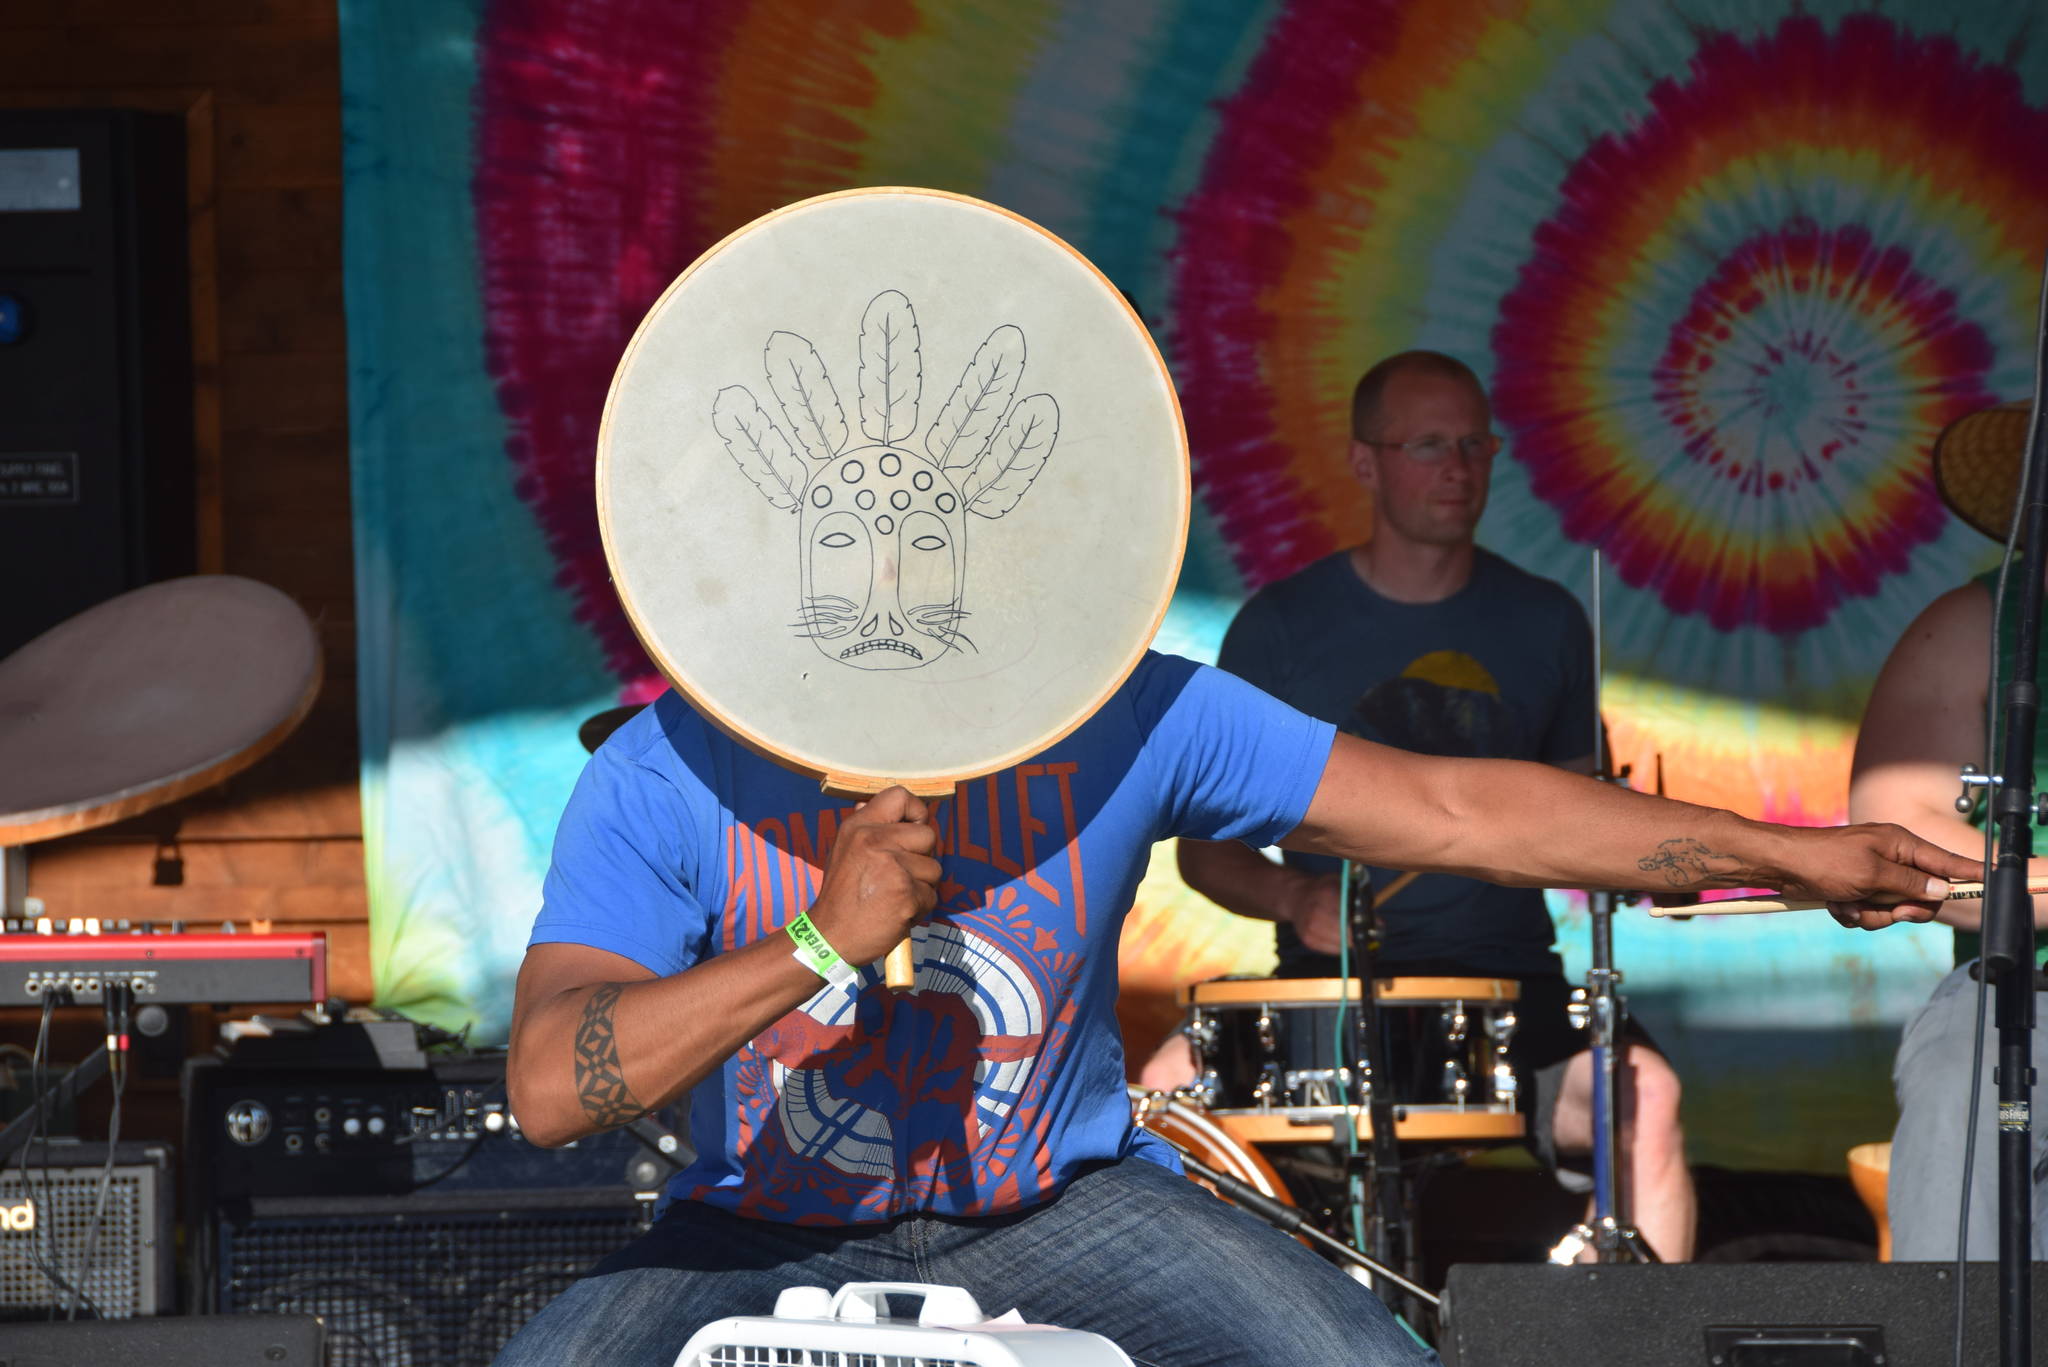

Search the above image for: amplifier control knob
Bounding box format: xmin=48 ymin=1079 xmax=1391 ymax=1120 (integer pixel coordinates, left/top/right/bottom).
xmin=225 ymin=1101 xmax=271 ymax=1147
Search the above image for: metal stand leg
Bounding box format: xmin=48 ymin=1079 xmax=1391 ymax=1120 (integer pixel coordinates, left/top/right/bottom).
xmin=1553 ymin=549 xmax=1659 ymax=1265
xmin=1554 ymin=888 xmax=1659 ymax=1264
xmin=1340 ymin=863 xmax=1430 ymax=1328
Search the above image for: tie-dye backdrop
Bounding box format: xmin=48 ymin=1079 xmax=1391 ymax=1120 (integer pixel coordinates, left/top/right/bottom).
xmin=341 ymin=0 xmax=2048 ymax=1169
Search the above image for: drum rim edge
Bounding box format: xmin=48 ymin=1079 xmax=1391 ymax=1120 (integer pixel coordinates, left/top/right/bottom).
xmin=1181 ymin=976 xmax=1522 ymax=1006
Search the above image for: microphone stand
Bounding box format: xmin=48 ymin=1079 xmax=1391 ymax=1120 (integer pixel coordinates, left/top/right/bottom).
xmin=1979 ymin=251 xmax=2048 ymax=1367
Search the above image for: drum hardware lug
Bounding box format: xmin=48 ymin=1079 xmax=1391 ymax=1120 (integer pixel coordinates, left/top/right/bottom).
xmin=1489 ymin=1008 xmax=1517 ymax=1043
xmin=1493 ymin=1063 xmax=1518 ymax=1106
xmin=1183 ymin=1012 xmax=1217 ymax=1052
xmin=1253 ymin=1064 xmax=1284 ymax=1109
xmin=1255 ymin=1008 xmax=1276 ymax=1054
xmin=1956 ymin=763 xmax=2000 ymax=814
xmin=1441 ymin=1006 xmax=1468 ymax=1044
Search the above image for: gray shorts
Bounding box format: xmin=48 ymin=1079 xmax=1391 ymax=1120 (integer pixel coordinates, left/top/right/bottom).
xmin=1888 ymin=960 xmax=2048 ymax=1260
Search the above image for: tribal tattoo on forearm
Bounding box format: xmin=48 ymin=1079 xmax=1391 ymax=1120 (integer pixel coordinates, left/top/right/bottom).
xmin=1636 ymin=837 xmax=1757 ymax=888
xmin=573 ymin=983 xmax=644 ymax=1129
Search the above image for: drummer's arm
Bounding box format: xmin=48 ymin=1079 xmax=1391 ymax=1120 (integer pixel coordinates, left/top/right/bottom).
xmin=1847 ymin=583 xmax=2048 ymax=931
xmin=1282 ymin=734 xmax=1976 ymax=922
xmin=507 ymin=787 xmax=939 ymax=1147
xmin=1176 ymin=837 xmax=1326 ymax=927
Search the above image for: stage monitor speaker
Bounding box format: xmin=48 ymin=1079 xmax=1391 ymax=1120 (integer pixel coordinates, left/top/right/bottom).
xmin=0 ymin=1141 xmax=171 ymax=1321
xmin=0 ymin=1313 xmax=322 ymax=1366
xmin=1439 ymin=1261 xmax=2048 ymax=1365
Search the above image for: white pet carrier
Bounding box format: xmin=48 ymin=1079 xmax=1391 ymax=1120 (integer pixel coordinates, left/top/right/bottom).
xmin=673 ymin=1281 xmax=1137 ymax=1366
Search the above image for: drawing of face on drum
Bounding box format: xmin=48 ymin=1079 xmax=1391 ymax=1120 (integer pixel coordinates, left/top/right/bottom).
xmin=716 ymin=290 xmax=1059 ymax=673
xmin=801 ymin=446 xmax=969 ymax=669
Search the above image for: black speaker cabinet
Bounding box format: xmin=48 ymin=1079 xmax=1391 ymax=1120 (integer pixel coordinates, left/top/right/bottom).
xmin=0 ymin=1314 xmax=322 ymax=1366
xmin=0 ymin=1140 xmax=171 ymax=1321
xmin=188 ymin=1049 xmax=674 ymax=1367
xmin=0 ymin=109 xmax=194 ymax=658
xmin=1440 ymin=1262 xmax=2048 ymax=1365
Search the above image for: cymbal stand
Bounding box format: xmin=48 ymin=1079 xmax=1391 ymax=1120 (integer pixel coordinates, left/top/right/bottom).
xmin=1553 ymin=549 xmax=1658 ymax=1265
xmin=1339 ymin=863 xmax=1425 ymax=1319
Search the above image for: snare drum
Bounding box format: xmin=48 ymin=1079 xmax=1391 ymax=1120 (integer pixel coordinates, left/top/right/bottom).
xmin=1128 ymin=1085 xmax=1293 ymax=1206
xmin=1181 ymin=978 xmax=1524 ymax=1145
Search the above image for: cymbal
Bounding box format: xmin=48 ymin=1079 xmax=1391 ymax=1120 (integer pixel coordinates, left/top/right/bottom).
xmin=0 ymin=577 xmax=321 ymax=845
xmin=578 ymin=704 xmax=644 ymax=754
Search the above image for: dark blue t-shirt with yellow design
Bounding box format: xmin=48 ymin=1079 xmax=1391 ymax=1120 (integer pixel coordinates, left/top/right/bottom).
xmin=1218 ymin=548 xmax=1595 ymax=975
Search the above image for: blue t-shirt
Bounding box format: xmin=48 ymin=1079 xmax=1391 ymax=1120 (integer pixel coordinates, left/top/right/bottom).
xmin=1219 ymin=548 xmax=1594 ymax=975
xmin=530 ymin=651 xmax=1334 ymax=1223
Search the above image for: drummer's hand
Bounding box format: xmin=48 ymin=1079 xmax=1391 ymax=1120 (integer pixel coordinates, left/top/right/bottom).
xmin=809 ymin=786 xmax=942 ymax=963
xmin=1278 ymin=871 xmax=1346 ymax=954
xmin=1773 ymin=822 xmax=1977 ymax=930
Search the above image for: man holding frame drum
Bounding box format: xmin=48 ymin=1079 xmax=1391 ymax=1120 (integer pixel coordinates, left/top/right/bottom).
xmin=495 ymin=190 xmax=1974 ymax=1367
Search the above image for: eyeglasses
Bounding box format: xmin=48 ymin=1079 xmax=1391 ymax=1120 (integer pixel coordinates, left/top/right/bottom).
xmin=1359 ymin=432 xmax=1500 ymax=463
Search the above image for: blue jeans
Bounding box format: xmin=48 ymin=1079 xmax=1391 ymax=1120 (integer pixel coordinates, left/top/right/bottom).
xmin=494 ymin=1156 xmax=1438 ymax=1366
xmin=1889 ymin=962 xmax=2048 ymax=1260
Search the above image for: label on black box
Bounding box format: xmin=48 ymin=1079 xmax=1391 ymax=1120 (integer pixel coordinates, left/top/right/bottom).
xmin=0 ymin=453 xmax=78 ymax=504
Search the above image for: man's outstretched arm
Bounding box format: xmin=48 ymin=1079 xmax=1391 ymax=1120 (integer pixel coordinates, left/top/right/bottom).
xmin=1286 ymin=733 xmax=1978 ymax=927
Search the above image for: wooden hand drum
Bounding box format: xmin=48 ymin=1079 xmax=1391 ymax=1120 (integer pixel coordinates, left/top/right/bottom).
xmin=597 ymin=188 xmax=1189 ymax=986
xmin=0 ymin=576 xmax=321 ymax=845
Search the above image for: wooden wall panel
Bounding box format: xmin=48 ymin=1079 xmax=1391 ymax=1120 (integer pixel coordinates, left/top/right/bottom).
xmin=0 ymin=0 xmax=368 ymax=1130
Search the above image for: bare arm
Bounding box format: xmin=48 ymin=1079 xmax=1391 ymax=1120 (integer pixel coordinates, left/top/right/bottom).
xmin=1847 ymin=583 xmax=2048 ymax=930
xmin=1284 ymin=734 xmax=1978 ymax=926
xmin=1176 ymin=837 xmax=1326 ymax=928
xmin=507 ymin=787 xmax=941 ymax=1147
xmin=1177 ymin=749 xmax=1599 ymax=952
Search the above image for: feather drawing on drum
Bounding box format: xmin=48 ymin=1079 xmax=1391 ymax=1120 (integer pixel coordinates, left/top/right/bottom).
xmin=711 ymin=290 xmax=1060 ymax=672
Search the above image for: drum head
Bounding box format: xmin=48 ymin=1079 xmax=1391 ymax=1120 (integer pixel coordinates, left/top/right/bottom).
xmin=0 ymin=576 xmax=321 ymax=843
xmin=598 ymin=188 xmax=1188 ymax=792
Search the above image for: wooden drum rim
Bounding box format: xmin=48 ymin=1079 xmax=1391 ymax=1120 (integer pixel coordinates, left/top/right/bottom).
xmin=1181 ymin=976 xmax=1521 ymax=1007
xmin=1214 ymin=1108 xmax=1525 ymax=1146
xmin=1127 ymin=1085 xmax=1292 ymax=1203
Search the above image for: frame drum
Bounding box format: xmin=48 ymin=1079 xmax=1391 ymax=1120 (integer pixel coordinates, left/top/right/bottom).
xmin=597 ymin=188 xmax=1188 ymax=797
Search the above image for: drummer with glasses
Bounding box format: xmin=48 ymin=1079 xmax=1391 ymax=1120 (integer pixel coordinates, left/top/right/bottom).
xmin=1151 ymin=350 xmax=1697 ymax=1263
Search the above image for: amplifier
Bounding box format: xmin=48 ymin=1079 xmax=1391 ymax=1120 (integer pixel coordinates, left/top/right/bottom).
xmin=189 ymin=1048 xmax=681 ymax=1366
xmin=0 ymin=1140 xmax=171 ymax=1320
xmin=185 ymin=1052 xmax=669 ymax=1201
